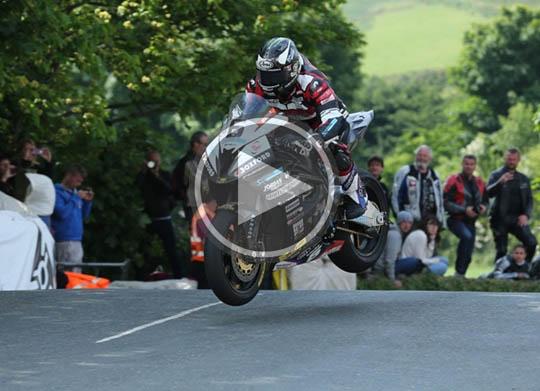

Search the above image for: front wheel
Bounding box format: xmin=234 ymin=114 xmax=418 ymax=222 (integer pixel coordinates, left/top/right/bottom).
xmin=330 ymin=174 xmax=389 ymax=273
xmin=204 ymin=210 xmax=269 ymax=306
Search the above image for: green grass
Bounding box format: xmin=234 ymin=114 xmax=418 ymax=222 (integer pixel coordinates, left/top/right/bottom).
xmin=348 ymin=3 xmax=485 ymax=75
xmin=342 ymin=0 xmax=540 ymax=76
xmin=358 ymin=273 xmax=540 ymax=292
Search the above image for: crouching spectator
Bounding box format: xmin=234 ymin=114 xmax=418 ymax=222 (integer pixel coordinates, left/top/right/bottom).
xmin=373 ymin=211 xmax=414 ymax=287
xmin=52 ymin=165 xmax=93 ymax=272
xmin=484 ymin=244 xmax=530 ymax=280
xmin=395 ymin=216 xmax=448 ymax=277
xmin=444 ymin=155 xmax=488 ymax=277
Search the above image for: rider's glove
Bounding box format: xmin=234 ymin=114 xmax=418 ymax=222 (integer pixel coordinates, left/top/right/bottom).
xmin=317 ymin=116 xmax=348 ymax=142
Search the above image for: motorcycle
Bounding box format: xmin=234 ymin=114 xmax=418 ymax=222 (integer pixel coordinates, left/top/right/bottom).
xmin=198 ymin=93 xmax=388 ymax=306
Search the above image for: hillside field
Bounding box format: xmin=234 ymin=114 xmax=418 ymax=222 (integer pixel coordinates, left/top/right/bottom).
xmin=343 ymin=0 xmax=540 ymax=75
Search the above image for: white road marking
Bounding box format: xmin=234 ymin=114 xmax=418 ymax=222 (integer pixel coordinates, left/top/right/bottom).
xmin=96 ymin=302 xmax=221 ymax=344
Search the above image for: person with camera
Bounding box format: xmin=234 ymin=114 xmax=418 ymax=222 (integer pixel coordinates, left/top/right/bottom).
xmin=3 ymin=139 xmax=54 ymax=204
xmin=136 ymin=150 xmax=182 ymax=279
xmin=487 ymin=148 xmax=537 ymax=263
xmin=443 ymin=155 xmax=488 ymax=277
xmin=17 ymin=139 xmax=54 ymax=177
xmin=52 ymin=165 xmax=94 ymax=272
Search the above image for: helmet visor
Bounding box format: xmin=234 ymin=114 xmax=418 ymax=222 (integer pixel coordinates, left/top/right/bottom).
xmin=257 ymin=69 xmax=290 ymax=88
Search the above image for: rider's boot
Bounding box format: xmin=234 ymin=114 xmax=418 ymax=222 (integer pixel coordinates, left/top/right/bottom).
xmin=338 ymin=166 xmax=368 ymax=220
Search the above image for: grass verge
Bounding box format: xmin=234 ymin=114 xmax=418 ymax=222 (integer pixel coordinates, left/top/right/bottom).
xmin=358 ymin=273 xmax=540 ymax=292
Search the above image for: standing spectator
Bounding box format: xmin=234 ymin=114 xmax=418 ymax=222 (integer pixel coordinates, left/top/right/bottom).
xmin=172 ymin=131 xmax=209 ymax=224
xmin=487 ymin=148 xmax=537 ymax=262
xmin=136 ymin=150 xmax=182 ymax=279
xmin=444 ymin=155 xmax=488 ymax=277
xmin=0 ymin=155 xmax=15 ymax=195
xmin=17 ymin=139 xmax=54 ymax=177
xmin=51 ymin=165 xmax=93 ymax=272
xmin=484 ymin=244 xmax=530 ymax=280
xmin=373 ymin=210 xmax=414 ymax=287
xmin=392 ymin=145 xmax=445 ymax=225
xmin=395 ymin=216 xmax=449 ymax=277
xmin=7 ymin=140 xmax=54 ymax=202
xmin=367 ymin=155 xmax=392 ymax=213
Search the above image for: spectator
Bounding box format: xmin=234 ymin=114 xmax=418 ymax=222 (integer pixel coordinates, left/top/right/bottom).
xmin=484 ymin=244 xmax=530 ymax=280
xmin=529 ymin=255 xmax=540 ymax=280
xmin=444 ymin=155 xmax=488 ymax=277
xmin=172 ymin=131 xmax=209 ymax=224
xmin=367 ymin=155 xmax=392 ymax=213
xmin=392 ymin=145 xmax=445 ymax=226
xmin=51 ymin=165 xmax=93 ymax=272
xmin=395 ymin=215 xmax=449 ymax=277
xmin=136 ymin=150 xmax=183 ymax=279
xmin=373 ymin=210 xmax=414 ymax=287
xmin=6 ymin=140 xmax=54 ymax=202
xmin=487 ymin=148 xmax=537 ymax=262
xmin=0 ymin=155 xmax=15 ymax=195
xmin=16 ymin=139 xmax=54 ymax=177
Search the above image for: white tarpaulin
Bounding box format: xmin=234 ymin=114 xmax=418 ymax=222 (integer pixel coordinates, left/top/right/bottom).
xmin=288 ymin=256 xmax=357 ymax=290
xmin=0 ymin=209 xmax=56 ymax=291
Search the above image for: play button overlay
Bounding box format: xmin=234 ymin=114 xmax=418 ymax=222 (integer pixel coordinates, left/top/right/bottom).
xmin=237 ymin=151 xmax=313 ymax=225
xmin=194 ymin=116 xmax=336 ymax=259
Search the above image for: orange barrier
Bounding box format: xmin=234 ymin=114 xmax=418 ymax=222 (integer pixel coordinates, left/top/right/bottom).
xmin=65 ymin=271 xmax=110 ymax=289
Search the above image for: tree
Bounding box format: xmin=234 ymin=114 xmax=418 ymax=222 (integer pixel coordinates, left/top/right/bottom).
xmin=452 ymin=6 xmax=540 ymax=116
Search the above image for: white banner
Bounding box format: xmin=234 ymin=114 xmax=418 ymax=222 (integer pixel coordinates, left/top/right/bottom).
xmin=0 ymin=210 xmax=56 ymax=290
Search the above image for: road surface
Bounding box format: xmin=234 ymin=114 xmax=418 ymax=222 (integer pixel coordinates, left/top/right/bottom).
xmin=1 ymin=290 xmax=539 ymax=390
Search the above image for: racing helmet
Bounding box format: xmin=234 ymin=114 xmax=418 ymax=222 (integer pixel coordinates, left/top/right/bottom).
xmin=256 ymin=37 xmax=302 ymax=99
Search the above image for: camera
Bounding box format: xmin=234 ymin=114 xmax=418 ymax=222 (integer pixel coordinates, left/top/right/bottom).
xmin=472 ymin=205 xmax=481 ymax=214
xmin=147 ymin=161 xmax=156 ymax=169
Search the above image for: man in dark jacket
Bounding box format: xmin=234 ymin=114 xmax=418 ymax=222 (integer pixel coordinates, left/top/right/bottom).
xmin=136 ymin=150 xmax=182 ymax=278
xmin=487 ymin=148 xmax=537 ymax=262
xmin=172 ymin=131 xmax=208 ymax=224
xmin=444 ymin=155 xmax=488 ymax=277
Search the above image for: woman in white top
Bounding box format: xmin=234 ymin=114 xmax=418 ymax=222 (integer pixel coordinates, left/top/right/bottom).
xmin=395 ymin=216 xmax=449 ymax=276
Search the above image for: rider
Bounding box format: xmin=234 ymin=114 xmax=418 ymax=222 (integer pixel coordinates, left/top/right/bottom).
xmin=246 ymin=37 xmax=367 ymax=220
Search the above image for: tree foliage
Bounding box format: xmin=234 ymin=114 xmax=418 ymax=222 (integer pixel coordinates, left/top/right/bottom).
xmin=452 ymin=6 xmax=540 ymax=116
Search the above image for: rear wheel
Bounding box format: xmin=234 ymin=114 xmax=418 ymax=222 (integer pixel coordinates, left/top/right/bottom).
xmin=204 ymin=210 xmax=269 ymax=306
xmin=330 ymin=174 xmax=389 ymax=273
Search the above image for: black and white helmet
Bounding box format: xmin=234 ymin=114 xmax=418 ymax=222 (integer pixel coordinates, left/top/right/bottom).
xmin=256 ymin=37 xmax=302 ymax=98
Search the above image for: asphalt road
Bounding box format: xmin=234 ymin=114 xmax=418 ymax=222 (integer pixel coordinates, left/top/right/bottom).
xmin=1 ymin=289 xmax=539 ymax=391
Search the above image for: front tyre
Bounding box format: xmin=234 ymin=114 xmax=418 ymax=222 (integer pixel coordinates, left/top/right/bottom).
xmin=330 ymin=174 xmax=389 ymax=273
xmin=204 ymin=210 xmax=269 ymax=306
